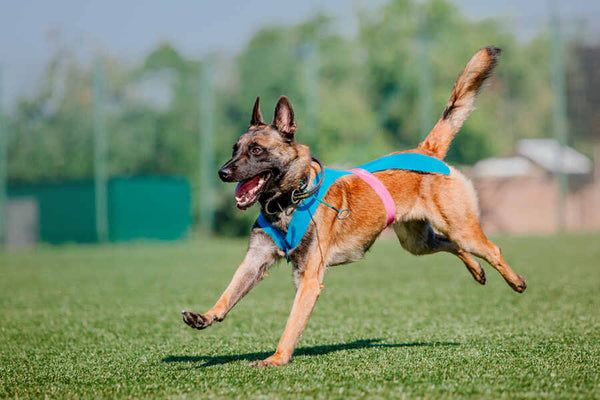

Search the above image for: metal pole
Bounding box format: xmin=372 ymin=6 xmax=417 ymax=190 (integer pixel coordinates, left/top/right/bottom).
xmin=199 ymin=61 xmax=215 ymax=233
xmin=93 ymin=60 xmax=109 ymax=242
xmin=0 ymin=66 xmax=7 ymax=247
xmin=302 ymin=42 xmax=320 ymax=152
xmin=550 ymin=0 xmax=568 ymax=232
xmin=417 ymin=26 xmax=434 ymax=140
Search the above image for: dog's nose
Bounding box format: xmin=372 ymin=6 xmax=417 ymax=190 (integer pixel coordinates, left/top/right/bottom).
xmin=218 ymin=166 xmax=232 ymax=181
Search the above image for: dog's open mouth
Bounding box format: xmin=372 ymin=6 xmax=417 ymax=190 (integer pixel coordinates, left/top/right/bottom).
xmin=235 ymin=171 xmax=271 ymax=210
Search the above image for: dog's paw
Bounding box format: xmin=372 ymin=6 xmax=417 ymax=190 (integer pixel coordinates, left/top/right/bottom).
xmin=181 ymin=310 xmax=211 ymax=330
xmin=508 ymin=275 xmax=527 ymax=293
xmin=249 ymin=355 xmax=289 ymax=367
xmin=475 ymin=269 xmax=486 ymax=285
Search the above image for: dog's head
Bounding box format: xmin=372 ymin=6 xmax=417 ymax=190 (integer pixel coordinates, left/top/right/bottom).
xmin=219 ymin=96 xmax=312 ymax=210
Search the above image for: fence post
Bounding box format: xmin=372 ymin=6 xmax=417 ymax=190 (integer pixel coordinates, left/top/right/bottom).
xmin=199 ymin=60 xmax=215 ymax=233
xmin=0 ymin=66 xmax=7 ymax=247
xmin=549 ymin=0 xmax=569 ymax=232
xmin=93 ymin=60 xmax=109 ymax=242
xmin=301 ymin=42 xmax=320 ymax=152
xmin=417 ymin=32 xmax=434 ymax=140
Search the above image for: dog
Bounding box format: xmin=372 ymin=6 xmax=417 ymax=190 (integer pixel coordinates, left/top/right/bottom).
xmin=182 ymin=46 xmax=527 ymax=367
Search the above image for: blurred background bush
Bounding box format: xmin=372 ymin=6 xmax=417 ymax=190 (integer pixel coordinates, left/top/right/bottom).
xmin=1 ymin=0 xmax=599 ymax=246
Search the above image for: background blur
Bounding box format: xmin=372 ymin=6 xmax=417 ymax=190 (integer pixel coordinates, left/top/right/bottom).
xmin=1 ymin=0 xmax=599 ymax=248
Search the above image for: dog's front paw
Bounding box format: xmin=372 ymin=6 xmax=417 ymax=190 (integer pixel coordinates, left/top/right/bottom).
xmin=181 ymin=310 xmax=211 ymax=330
xmin=249 ymin=354 xmax=290 ymax=367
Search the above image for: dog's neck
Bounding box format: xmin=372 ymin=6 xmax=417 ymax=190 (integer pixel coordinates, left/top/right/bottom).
xmin=259 ymin=158 xmax=321 ymax=229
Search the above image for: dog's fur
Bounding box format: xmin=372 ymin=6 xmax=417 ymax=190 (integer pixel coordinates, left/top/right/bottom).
xmin=182 ymin=46 xmax=527 ymax=367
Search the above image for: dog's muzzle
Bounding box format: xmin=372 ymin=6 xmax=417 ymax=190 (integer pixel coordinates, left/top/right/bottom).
xmin=218 ymin=166 xmax=233 ymax=181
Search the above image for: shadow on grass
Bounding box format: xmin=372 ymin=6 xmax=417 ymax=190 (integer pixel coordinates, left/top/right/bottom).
xmin=162 ymin=338 xmax=459 ymax=368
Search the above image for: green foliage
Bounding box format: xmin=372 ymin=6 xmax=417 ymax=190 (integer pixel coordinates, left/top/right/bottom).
xmin=1 ymin=234 xmax=599 ymax=398
xmin=8 ymin=53 xmax=94 ymax=182
xmin=5 ymin=0 xmax=565 ymax=234
xmin=112 ymin=44 xmax=202 ymax=176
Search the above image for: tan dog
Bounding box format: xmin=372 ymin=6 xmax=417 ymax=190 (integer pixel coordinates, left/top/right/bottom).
xmin=182 ymin=46 xmax=527 ymax=366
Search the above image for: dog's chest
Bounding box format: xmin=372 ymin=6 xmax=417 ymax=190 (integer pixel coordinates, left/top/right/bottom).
xmin=274 ymin=210 xmax=376 ymax=267
xmin=326 ymin=246 xmax=366 ymax=266
xmin=326 ymin=236 xmax=379 ymax=266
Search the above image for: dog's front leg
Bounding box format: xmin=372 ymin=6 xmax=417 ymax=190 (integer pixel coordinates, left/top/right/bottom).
xmin=182 ymin=231 xmax=280 ymax=330
xmin=250 ymin=254 xmax=326 ymax=367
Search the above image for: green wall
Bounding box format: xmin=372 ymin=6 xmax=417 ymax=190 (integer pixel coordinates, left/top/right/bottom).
xmin=108 ymin=177 xmax=191 ymax=241
xmin=8 ymin=176 xmax=190 ymax=243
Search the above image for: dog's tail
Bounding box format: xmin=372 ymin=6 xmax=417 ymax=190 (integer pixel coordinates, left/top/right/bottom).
xmin=417 ymin=46 xmax=501 ymax=160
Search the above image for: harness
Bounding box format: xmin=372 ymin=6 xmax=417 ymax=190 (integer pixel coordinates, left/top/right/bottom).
xmin=256 ymin=153 xmax=450 ymax=258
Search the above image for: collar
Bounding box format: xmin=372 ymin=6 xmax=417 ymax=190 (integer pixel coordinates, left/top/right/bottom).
xmin=262 ymin=156 xmax=324 ymax=216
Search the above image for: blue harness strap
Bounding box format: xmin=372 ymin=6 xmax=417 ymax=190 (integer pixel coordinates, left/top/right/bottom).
xmin=256 ymin=153 xmax=450 ymax=256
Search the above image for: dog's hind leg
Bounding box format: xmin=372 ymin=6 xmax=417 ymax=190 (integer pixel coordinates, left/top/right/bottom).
xmin=443 ymin=220 xmax=526 ymax=293
xmin=393 ymin=221 xmax=486 ymax=285
xmin=423 ymin=177 xmax=527 ymax=292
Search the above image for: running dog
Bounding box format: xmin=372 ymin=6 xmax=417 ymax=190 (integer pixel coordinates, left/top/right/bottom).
xmin=182 ymin=46 xmax=527 ymax=366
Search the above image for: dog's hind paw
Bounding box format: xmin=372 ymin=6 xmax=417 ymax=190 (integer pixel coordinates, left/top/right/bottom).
xmin=514 ymin=275 xmax=527 ymax=293
xmin=508 ymin=275 xmax=527 ymax=293
xmin=181 ymin=310 xmax=211 ymax=330
xmin=475 ymin=269 xmax=486 ymax=285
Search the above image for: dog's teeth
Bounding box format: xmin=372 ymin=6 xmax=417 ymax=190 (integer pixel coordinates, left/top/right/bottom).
xmin=235 ymin=175 xmax=268 ymax=207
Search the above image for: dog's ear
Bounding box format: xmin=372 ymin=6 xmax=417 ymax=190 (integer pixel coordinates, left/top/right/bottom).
xmin=250 ymin=97 xmax=264 ymax=126
xmin=272 ymin=96 xmax=297 ymax=137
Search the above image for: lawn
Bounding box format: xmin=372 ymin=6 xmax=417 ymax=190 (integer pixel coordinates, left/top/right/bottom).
xmin=1 ymin=233 xmax=599 ymax=399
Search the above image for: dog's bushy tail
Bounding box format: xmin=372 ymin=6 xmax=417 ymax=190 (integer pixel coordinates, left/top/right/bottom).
xmin=418 ymin=46 xmax=501 ymax=159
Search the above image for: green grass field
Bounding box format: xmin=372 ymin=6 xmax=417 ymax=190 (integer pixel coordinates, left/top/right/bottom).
xmin=1 ymin=234 xmax=599 ymax=399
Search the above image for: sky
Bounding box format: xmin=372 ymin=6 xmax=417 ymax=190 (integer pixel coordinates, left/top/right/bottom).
xmin=1 ymin=0 xmax=599 ymax=109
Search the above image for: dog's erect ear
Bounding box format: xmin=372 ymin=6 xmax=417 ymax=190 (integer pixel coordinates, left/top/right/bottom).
xmin=250 ymin=97 xmax=264 ymax=126
xmin=272 ymin=96 xmax=297 ymax=136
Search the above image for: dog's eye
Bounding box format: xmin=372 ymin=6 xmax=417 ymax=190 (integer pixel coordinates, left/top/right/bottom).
xmin=250 ymin=147 xmax=263 ymax=155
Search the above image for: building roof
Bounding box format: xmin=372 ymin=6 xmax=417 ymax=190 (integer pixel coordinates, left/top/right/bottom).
xmin=472 ymin=156 xmax=533 ymax=178
xmin=516 ymin=139 xmax=592 ymax=174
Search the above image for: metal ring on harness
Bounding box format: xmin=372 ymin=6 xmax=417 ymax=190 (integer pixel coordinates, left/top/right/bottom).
xmin=290 ymin=189 xmax=302 ymax=205
xmin=290 ymin=156 xmax=324 ymax=204
xmin=337 ymin=209 xmax=351 ymax=220
xmin=263 ymin=198 xmax=282 ymax=215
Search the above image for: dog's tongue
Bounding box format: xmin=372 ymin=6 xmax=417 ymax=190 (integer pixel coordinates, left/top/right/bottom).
xmin=235 ymin=175 xmax=262 ymax=197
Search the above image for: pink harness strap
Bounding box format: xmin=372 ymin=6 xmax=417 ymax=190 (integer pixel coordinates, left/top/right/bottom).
xmin=349 ymin=168 xmax=396 ymax=226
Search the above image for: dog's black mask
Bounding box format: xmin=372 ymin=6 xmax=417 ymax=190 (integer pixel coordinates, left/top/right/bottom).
xmin=218 ymin=96 xmax=311 ymax=210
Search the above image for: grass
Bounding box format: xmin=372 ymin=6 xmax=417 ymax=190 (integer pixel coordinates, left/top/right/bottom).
xmin=1 ymin=233 xmax=599 ymax=399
